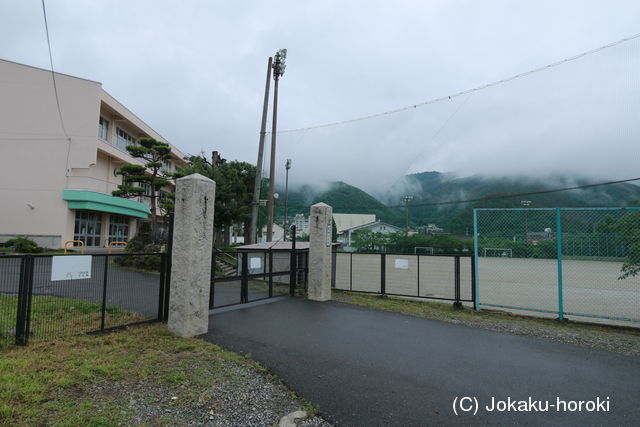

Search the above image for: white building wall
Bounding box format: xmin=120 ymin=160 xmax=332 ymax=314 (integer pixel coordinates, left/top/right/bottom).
xmin=0 ymin=59 xmax=182 ymax=248
xmin=0 ymin=60 xmax=102 ymax=247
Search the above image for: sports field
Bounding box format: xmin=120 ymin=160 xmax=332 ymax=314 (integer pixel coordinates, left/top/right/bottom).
xmin=334 ymin=253 xmax=640 ymax=326
xmin=478 ymin=257 xmax=639 ymax=323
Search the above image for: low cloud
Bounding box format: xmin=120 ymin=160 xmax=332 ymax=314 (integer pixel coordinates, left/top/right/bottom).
xmin=1 ymin=1 xmax=639 ymax=194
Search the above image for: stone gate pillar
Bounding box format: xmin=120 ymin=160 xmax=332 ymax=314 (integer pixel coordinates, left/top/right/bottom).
xmin=308 ymin=202 xmax=333 ymax=301
xmin=168 ymin=173 xmax=215 ymax=337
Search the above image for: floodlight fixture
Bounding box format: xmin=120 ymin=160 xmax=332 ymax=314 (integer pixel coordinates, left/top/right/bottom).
xmin=273 ymin=48 xmax=287 ymax=78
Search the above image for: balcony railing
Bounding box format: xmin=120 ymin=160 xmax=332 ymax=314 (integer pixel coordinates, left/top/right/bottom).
xmin=116 ymin=135 xmax=131 ymax=151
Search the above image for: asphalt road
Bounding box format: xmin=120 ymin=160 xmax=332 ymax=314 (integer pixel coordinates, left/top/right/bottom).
xmin=202 ymin=298 xmax=640 ymax=426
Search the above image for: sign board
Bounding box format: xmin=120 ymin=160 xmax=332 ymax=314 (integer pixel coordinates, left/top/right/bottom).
xmin=250 ymin=256 xmax=262 ymax=269
xmin=394 ymin=258 xmax=409 ymax=270
xmin=326 ymin=221 xmax=332 ymax=247
xmin=51 ymin=255 xmax=92 ymax=281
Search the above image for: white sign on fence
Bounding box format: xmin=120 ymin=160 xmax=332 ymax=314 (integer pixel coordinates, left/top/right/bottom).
xmin=51 ymin=255 xmax=92 ymax=281
xmin=249 ymin=256 xmax=262 ymax=269
xmin=394 ymin=258 xmax=409 ymax=269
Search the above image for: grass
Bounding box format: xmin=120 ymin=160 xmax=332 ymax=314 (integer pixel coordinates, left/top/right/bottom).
xmin=0 ymin=322 xmax=292 ymax=426
xmin=0 ymin=295 xmax=317 ymax=425
xmin=0 ymin=295 xmax=141 ymax=346
xmin=332 ymin=290 xmax=640 ymax=356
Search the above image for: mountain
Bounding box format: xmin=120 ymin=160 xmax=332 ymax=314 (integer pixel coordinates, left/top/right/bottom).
xmin=385 ymin=172 xmax=640 ymax=234
xmin=276 ymin=181 xmax=404 ymax=226
xmin=276 ymin=172 xmax=640 ymax=234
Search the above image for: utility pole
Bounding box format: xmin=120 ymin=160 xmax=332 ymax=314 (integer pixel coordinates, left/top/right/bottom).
xmin=267 ymin=48 xmax=287 ymax=242
xmin=283 ymin=158 xmax=292 ymax=241
xmin=249 ymin=57 xmax=273 ymax=244
xmin=402 ymin=195 xmax=413 ymax=236
xmin=521 ymin=200 xmax=532 ymax=241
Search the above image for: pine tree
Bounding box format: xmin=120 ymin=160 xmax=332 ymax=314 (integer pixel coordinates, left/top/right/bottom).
xmin=112 ymin=137 xmax=173 ymax=241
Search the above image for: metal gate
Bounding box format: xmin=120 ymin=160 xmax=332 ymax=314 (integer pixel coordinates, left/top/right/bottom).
xmin=210 ymin=232 xmax=308 ymax=309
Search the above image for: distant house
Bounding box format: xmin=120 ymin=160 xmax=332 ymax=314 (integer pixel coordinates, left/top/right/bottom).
xmin=333 ymin=213 xmax=376 ymax=234
xmin=526 ymin=229 xmax=555 ymax=244
xmin=418 ymin=224 xmax=444 ymax=235
xmin=292 ymin=214 xmax=310 ymax=237
xmin=338 ymin=220 xmax=403 ymax=250
xmin=258 ymin=223 xmax=285 ymax=243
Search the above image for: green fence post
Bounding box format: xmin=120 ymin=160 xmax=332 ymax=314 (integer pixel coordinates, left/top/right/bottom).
xmin=556 ymin=208 xmax=564 ymax=321
xmin=473 ymin=209 xmax=480 ymax=311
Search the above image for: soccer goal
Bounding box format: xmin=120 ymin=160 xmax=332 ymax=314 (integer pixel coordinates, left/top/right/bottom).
xmin=414 ymin=247 xmax=434 ymax=255
xmin=482 ymin=248 xmax=513 ymax=258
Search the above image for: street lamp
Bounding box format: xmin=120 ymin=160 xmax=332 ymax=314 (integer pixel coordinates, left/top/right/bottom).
xmin=402 ymin=195 xmax=413 ymax=236
xmin=283 ymin=159 xmax=292 ymax=241
xmin=267 ymin=48 xmax=287 ymax=242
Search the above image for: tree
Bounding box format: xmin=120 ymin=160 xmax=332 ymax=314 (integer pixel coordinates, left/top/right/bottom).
xmin=113 ymin=137 xmax=173 ymax=241
xmin=175 ymin=156 xmax=256 ymax=246
xmin=352 ymin=230 xmax=389 ymax=252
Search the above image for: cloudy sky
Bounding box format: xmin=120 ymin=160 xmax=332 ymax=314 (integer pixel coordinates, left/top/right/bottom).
xmin=1 ymin=1 xmax=639 ymax=192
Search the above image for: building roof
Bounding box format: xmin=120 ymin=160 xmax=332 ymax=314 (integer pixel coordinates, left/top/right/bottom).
xmin=333 ymin=213 xmax=376 ymax=233
xmin=344 ymin=220 xmax=403 ymax=234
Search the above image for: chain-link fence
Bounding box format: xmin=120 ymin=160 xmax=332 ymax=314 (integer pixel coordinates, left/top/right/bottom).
xmin=474 ymin=207 xmax=640 ymax=325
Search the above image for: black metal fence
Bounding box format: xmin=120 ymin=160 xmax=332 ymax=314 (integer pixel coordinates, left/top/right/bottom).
xmin=211 ymin=249 xmax=308 ymax=309
xmin=0 ymin=253 xmax=167 ymax=346
xmin=333 ymin=252 xmax=475 ymax=306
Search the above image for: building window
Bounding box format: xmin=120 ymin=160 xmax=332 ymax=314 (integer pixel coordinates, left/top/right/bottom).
xmin=161 ymin=159 xmax=173 ymax=173
xmin=138 ymin=182 xmax=152 ymax=205
xmin=116 ymin=128 xmax=136 ymax=151
xmin=108 ymin=215 xmax=129 ymax=244
xmin=98 ymin=117 xmax=109 ymax=141
xmin=74 ymin=211 xmax=102 ymax=247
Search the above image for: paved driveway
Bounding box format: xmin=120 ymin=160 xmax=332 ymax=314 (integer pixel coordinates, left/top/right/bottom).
xmin=201 ymin=298 xmax=640 ymax=426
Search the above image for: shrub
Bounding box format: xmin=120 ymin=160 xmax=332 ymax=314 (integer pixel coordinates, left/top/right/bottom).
xmin=113 ymin=230 xmax=162 ymax=272
xmin=4 ymin=237 xmax=43 ymax=253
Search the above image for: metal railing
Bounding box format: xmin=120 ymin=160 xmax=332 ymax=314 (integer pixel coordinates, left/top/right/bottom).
xmin=64 ymin=240 xmax=84 ymax=254
xmin=107 ymin=241 xmax=128 ymax=254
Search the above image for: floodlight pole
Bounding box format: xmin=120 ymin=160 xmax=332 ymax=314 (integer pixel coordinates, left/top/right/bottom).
xmin=249 ymin=56 xmax=273 ymax=244
xmin=267 ymin=49 xmax=286 ymax=242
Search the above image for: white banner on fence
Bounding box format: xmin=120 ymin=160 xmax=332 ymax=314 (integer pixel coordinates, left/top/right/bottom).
xmin=51 ymin=255 xmax=92 ymax=281
xmin=394 ymin=258 xmax=409 ymax=269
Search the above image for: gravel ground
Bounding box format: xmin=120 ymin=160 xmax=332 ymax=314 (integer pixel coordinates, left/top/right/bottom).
xmin=56 ymin=344 xmax=332 ymax=426
xmin=333 ymin=292 xmax=640 ymax=357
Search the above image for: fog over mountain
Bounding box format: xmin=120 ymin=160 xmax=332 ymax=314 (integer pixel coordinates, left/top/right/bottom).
xmin=278 ymin=171 xmax=640 ymax=232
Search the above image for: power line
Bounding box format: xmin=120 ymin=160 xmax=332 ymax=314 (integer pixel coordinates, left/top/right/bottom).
xmin=41 ymin=0 xmax=73 ymax=180
xmin=276 ymin=31 xmax=640 ymax=134
xmin=41 ymin=0 xmax=68 ymax=139
xmin=283 ymin=177 xmax=640 ymax=211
